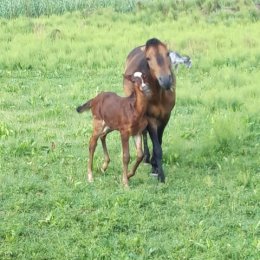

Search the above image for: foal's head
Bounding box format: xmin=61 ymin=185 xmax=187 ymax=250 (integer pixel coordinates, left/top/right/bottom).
xmin=124 ymin=72 xmax=150 ymax=96
xmin=145 ymin=38 xmax=173 ymax=90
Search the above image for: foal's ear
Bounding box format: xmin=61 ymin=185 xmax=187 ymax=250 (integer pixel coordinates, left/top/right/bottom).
xmin=123 ymin=74 xmax=134 ymax=82
xmin=142 ymin=72 xmax=148 ymax=81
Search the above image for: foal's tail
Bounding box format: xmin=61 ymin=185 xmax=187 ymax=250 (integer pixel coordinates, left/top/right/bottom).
xmin=76 ymin=99 xmax=93 ymax=113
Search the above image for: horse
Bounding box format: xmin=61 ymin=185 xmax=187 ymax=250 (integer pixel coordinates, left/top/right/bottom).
xmin=123 ymin=38 xmax=176 ymax=182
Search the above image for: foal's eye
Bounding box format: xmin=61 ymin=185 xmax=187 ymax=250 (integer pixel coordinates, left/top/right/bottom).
xmin=146 ymin=57 xmax=150 ymax=61
xmin=166 ymin=52 xmax=170 ymax=57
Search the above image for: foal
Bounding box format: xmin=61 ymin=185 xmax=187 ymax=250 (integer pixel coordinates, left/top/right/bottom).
xmin=77 ymin=72 xmax=150 ymax=187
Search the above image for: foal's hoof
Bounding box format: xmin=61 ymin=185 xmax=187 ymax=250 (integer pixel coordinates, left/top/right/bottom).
xmin=123 ymin=181 xmax=130 ymax=189
xmin=100 ymin=167 xmax=107 ymax=173
xmin=87 ymin=174 xmax=94 ymax=183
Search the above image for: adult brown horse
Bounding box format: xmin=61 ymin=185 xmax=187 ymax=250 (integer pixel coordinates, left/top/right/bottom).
xmin=123 ymin=38 xmax=176 ymax=182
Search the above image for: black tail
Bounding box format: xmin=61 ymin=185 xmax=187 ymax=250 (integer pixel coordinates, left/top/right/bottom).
xmin=76 ymin=99 xmax=93 ymax=113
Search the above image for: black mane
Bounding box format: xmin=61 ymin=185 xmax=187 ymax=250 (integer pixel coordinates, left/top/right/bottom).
xmin=145 ymin=38 xmax=162 ymax=49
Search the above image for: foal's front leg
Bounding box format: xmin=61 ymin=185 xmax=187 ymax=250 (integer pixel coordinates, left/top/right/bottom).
xmin=127 ymin=134 xmax=144 ymax=179
xmin=120 ymin=133 xmax=130 ymax=187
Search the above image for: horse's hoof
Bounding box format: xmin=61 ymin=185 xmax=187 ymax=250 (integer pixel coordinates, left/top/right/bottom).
xmin=159 ymin=177 xmax=165 ymax=183
xmin=143 ymin=155 xmax=150 ymax=164
xmin=158 ymin=174 xmax=165 ymax=183
xmin=150 ymin=166 xmax=158 ymax=177
xmin=150 ymin=168 xmax=158 ymax=177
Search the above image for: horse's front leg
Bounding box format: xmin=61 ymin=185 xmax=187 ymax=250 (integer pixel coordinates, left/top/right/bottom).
xmin=142 ymin=129 xmax=150 ymax=163
xmin=148 ymin=124 xmax=165 ymax=183
xmin=151 ymin=123 xmax=167 ymax=173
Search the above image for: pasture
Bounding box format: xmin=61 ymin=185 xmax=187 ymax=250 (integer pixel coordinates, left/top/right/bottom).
xmin=0 ymin=1 xmax=259 ymax=259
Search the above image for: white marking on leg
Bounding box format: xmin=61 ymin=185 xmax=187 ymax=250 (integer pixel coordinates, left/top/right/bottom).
xmin=100 ymin=120 xmax=110 ymax=135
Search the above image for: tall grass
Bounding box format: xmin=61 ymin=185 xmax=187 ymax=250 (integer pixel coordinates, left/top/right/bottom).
xmin=0 ymin=0 xmax=259 ymax=18
xmin=0 ymin=0 xmax=137 ymax=18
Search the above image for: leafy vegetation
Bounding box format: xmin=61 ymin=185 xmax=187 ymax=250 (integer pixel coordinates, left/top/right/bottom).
xmin=0 ymin=0 xmax=259 ymax=18
xmin=0 ymin=2 xmax=259 ymax=259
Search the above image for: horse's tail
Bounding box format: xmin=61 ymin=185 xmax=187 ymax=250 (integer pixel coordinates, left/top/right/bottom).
xmin=76 ymin=99 xmax=93 ymax=113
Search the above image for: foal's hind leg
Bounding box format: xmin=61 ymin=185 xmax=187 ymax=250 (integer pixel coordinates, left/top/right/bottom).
xmin=100 ymin=134 xmax=110 ymax=172
xmin=127 ymin=134 xmax=144 ymax=179
xmin=87 ymin=120 xmax=103 ymax=182
xmin=88 ymin=134 xmax=99 ymax=182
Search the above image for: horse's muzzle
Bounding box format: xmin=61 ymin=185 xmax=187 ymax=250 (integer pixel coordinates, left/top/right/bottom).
xmin=158 ymin=75 xmax=173 ymax=90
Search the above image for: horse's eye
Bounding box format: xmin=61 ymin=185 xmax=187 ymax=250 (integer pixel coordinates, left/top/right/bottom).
xmin=146 ymin=57 xmax=150 ymax=61
xmin=166 ymin=52 xmax=170 ymax=57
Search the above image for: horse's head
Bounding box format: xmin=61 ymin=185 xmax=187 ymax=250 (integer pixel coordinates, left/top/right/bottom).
xmin=145 ymin=38 xmax=173 ymax=90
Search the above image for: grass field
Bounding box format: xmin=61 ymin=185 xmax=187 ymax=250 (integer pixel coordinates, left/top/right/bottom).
xmin=0 ymin=1 xmax=260 ymax=259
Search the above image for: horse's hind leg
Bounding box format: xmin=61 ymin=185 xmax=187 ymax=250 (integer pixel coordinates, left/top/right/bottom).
xmin=127 ymin=134 xmax=144 ymax=179
xmin=143 ymin=130 xmax=150 ymax=163
xmin=100 ymin=134 xmax=110 ymax=172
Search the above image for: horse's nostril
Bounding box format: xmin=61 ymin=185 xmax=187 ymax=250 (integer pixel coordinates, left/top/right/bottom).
xmin=158 ymin=75 xmax=172 ymax=89
xmin=169 ymin=75 xmax=173 ymax=84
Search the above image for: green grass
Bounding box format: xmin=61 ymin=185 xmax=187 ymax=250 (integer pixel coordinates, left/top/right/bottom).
xmin=0 ymin=4 xmax=260 ymax=260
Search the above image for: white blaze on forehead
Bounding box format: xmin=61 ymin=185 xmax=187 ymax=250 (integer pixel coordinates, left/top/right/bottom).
xmin=133 ymin=71 xmax=146 ymax=88
xmin=133 ymin=71 xmax=142 ymax=78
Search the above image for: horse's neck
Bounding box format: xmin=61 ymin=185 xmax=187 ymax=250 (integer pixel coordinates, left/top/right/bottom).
xmin=150 ymin=83 xmax=175 ymax=106
xmin=150 ymin=81 xmax=163 ymax=102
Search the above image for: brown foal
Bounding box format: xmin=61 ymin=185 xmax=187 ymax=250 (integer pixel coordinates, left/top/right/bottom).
xmin=76 ymin=72 xmax=150 ymax=187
